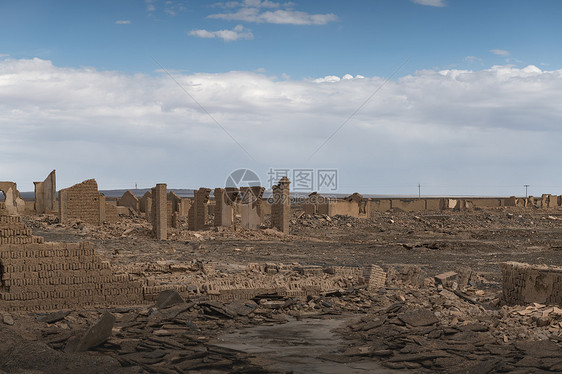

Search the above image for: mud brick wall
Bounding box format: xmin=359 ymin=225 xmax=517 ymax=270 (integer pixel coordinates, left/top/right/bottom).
xmin=271 ymin=177 xmax=290 ymax=233
xmin=139 ymin=191 xmax=152 ymax=214
xmin=151 ymin=184 xmax=167 ymax=240
xmin=502 ymin=262 xmax=562 ymax=306
xmin=34 ymin=170 xmax=56 ymax=214
xmin=59 ymin=179 xmax=102 ymax=225
xmin=240 ymin=187 xmax=264 ymax=230
xmin=0 ymin=242 xmax=144 ymax=312
xmin=214 ymin=188 xmax=235 ymax=227
xmin=105 ymin=203 xmax=119 ymax=223
xmin=118 ymin=190 xmax=140 ymax=212
xmin=188 ymin=188 xmax=210 ymax=230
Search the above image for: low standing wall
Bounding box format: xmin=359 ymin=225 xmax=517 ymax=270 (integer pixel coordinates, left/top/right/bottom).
xmin=502 ymin=262 xmax=562 ymax=306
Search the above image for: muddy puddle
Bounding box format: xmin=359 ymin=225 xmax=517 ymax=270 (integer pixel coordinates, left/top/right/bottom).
xmin=213 ymin=315 xmax=396 ymax=373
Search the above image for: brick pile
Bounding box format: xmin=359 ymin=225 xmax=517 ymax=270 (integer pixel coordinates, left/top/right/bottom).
xmin=141 ymin=262 xmax=387 ymax=303
xmin=502 ymin=261 xmax=562 ymax=306
xmin=0 ymin=202 xmax=143 ymax=312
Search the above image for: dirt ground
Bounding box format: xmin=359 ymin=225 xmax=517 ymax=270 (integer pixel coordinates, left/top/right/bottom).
xmin=28 ymin=207 xmax=562 ymax=280
xmin=3 ymin=207 xmax=562 ymax=373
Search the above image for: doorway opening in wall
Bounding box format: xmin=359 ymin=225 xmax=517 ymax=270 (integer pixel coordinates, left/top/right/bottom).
xmin=0 ymin=191 xmax=5 ymax=202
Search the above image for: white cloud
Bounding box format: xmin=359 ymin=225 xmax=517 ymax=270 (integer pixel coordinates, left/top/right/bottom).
xmin=115 ymin=20 xmax=131 ymax=25
xmin=2 ymin=58 xmax=562 ymax=196
xmin=412 ymin=0 xmax=446 ymax=7
xmin=189 ymin=25 xmax=254 ymax=41
xmin=314 ymin=74 xmax=364 ymax=83
xmin=465 ymin=56 xmax=482 ymax=63
xmin=145 ymin=0 xmax=155 ymax=12
xmin=490 ymin=49 xmax=510 ymax=56
xmin=208 ymin=2 xmax=337 ymax=25
xmin=213 ymin=0 xmax=282 ymax=8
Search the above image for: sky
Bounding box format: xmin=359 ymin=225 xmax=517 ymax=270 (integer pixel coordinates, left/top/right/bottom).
xmin=1 ymin=0 xmax=562 ymax=196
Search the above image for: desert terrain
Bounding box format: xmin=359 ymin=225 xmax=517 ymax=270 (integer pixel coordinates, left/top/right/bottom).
xmin=2 ymin=206 xmax=562 ymax=373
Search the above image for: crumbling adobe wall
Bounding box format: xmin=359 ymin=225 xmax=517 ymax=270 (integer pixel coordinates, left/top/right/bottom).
xmin=0 ymin=182 xmax=25 ymax=216
xmin=271 ymin=177 xmax=290 ymax=233
xmin=302 ymin=192 xmax=329 ymax=215
xmin=105 ymin=202 xmax=119 ymax=223
xmin=139 ymin=191 xmax=152 ymax=214
xmin=425 ymin=198 xmax=442 ymax=210
xmin=33 ymin=170 xmax=56 ymax=214
xmin=541 ymin=194 xmax=559 ymax=209
xmin=465 ymin=198 xmax=503 ymax=209
xmin=502 ymin=262 xmax=562 ymax=306
xmin=370 ymin=199 xmax=392 ymax=213
xmin=240 ymin=186 xmax=264 ymax=230
xmin=58 ymin=179 xmax=117 ymax=225
xmin=390 ymin=199 xmax=426 ymax=212
xmin=151 ymin=184 xmax=167 ymax=240
xmin=214 ymin=188 xmax=236 ymax=227
xmin=59 ymin=179 xmax=100 ymax=225
xmin=188 ymin=188 xmax=211 ymax=230
xmin=118 ymin=190 xmax=139 ymax=212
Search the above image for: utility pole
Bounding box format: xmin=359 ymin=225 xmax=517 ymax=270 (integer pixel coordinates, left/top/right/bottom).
xmin=524 ymin=184 xmax=530 ymax=198
xmin=418 ymin=183 xmax=421 ymax=198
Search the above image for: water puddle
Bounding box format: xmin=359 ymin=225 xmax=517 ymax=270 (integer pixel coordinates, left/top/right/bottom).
xmin=213 ymin=315 xmax=396 ymax=373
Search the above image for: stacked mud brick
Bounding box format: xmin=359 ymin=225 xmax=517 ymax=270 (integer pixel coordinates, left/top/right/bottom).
xmin=502 ymin=262 xmax=562 ymax=306
xmin=0 ymin=207 xmax=44 ymax=245
xmin=0 ymin=203 xmax=143 ymax=312
xmin=363 ymin=264 xmax=387 ymax=290
xmin=59 ymin=179 xmax=117 ymax=225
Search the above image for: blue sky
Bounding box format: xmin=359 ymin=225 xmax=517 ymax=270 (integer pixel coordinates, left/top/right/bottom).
xmin=1 ymin=0 xmax=562 ymax=196
xmin=2 ymin=0 xmax=560 ymax=77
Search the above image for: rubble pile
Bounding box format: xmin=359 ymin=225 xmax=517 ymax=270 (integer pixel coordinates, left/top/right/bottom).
xmin=337 ymin=269 xmax=562 ymax=373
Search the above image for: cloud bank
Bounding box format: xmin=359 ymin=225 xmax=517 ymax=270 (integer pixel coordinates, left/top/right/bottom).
xmin=2 ymin=58 xmax=562 ymax=196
